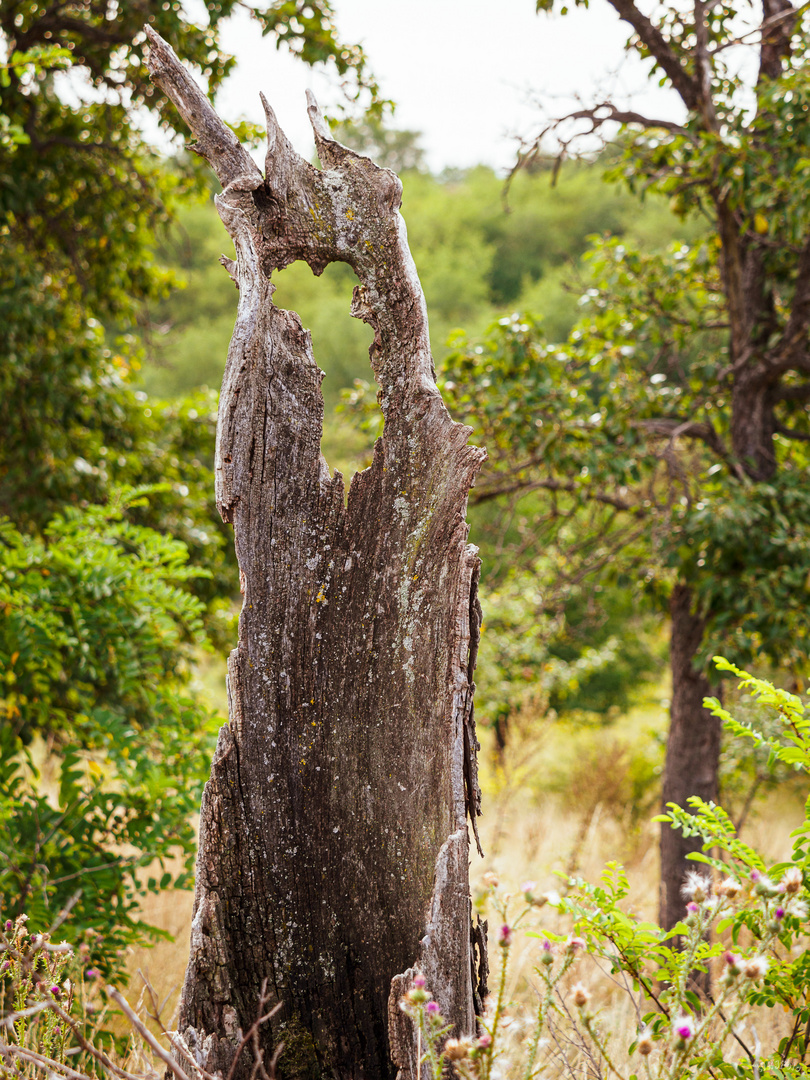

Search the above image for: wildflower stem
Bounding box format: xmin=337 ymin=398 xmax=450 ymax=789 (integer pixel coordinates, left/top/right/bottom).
xmin=484 ymin=940 xmax=510 ymax=1080
xmin=583 ymin=1014 xmax=627 ymax=1080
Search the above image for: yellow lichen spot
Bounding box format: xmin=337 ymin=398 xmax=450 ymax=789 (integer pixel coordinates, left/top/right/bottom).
xmin=345 ymin=208 xmax=354 ymax=220
xmin=301 ymin=759 xmax=306 ymax=765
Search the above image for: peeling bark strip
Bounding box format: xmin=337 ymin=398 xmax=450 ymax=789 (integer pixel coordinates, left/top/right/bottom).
xmin=145 ymin=29 xmax=487 ymax=1080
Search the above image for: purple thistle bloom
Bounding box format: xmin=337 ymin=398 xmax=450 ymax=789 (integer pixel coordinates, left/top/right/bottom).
xmin=85 ymin=968 xmax=100 ymax=981
xmin=499 ymin=924 xmax=512 ymax=946
xmin=412 ymin=973 xmax=426 ymax=988
xmin=677 ymin=1024 xmax=693 ymax=1040
xmin=686 ymin=902 xmax=699 ymax=914
xmin=775 ymin=907 xmax=785 ymax=919
xmin=50 ymin=985 xmax=61 ymax=998
xmin=426 ymin=1001 xmax=440 ymax=1015
xmin=3 ymin=921 xmax=11 ymax=932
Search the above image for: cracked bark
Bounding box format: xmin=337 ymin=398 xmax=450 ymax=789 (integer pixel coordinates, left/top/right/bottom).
xmin=145 ymin=28 xmax=487 ymax=1080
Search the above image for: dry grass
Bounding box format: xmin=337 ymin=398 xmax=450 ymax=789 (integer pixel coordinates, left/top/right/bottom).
xmin=120 ymin=685 xmax=807 ymax=1071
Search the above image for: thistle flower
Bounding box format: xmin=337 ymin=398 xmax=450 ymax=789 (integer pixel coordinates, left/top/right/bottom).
xmin=716 ymin=877 xmax=741 ymax=898
xmin=3 ymin=921 xmax=11 ymax=932
xmin=412 ymin=973 xmax=426 ymax=988
xmin=572 ymin=982 xmax=591 ymax=1008
xmin=723 ymin=951 xmax=742 ymax=977
xmin=681 ymin=871 xmax=710 ymax=903
xmin=499 ymin=924 xmax=512 ymax=947
xmin=780 ymin=867 xmax=803 ymax=895
xmin=49 ymin=985 xmax=61 ymax=998
xmin=674 ymin=1014 xmax=695 ymax=1042
xmin=426 ymin=1001 xmax=440 ymax=1016
xmin=85 ymin=968 xmax=101 ymax=981
xmin=478 ymin=1034 xmax=492 ymax=1049
xmin=444 ymin=1038 xmax=472 ymax=1061
xmin=564 ymin=934 xmax=585 ymax=954
xmin=752 ymin=872 xmax=778 ymax=897
xmin=743 ymin=956 xmax=768 ymax=980
xmin=788 ymin=899 xmax=808 ymax=920
xmin=637 ymin=1029 xmax=654 ymax=1056
xmin=540 ymin=938 xmax=554 ymax=966
xmin=686 ymin=902 xmax=699 ymax=914
xmin=482 ymin=871 xmax=499 ymax=889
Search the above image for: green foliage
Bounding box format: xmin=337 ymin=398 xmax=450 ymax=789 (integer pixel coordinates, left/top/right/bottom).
xmin=0 ymin=493 xmax=218 ymax=965
xmin=139 ymin=161 xmax=695 ymax=407
xmin=400 ymin=663 xmax=810 ymax=1077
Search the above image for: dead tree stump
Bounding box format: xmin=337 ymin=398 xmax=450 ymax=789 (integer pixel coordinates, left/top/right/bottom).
xmin=146 ymin=28 xmax=487 ymax=1080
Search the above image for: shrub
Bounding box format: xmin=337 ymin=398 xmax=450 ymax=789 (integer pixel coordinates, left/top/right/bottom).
xmin=400 ymin=659 xmax=810 ymax=1077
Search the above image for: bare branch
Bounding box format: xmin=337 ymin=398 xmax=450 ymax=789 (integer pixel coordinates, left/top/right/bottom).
xmin=108 ymin=988 xmax=191 ymax=1080
xmin=635 ymin=416 xmax=729 ymax=461
xmin=561 ymin=102 xmax=688 ymax=134
xmin=472 ymin=475 xmax=647 ymax=517
xmin=777 ymin=381 xmax=810 ymax=402
xmin=605 ymin=0 xmax=701 ymax=111
xmin=775 ymin=420 xmax=810 ymax=441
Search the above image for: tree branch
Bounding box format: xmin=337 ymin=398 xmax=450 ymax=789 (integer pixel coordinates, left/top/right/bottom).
xmin=777 ymin=381 xmax=810 ymax=402
xmin=775 ymin=420 xmax=810 ymax=441
xmin=767 ymin=236 xmax=810 ymax=375
xmin=634 ymin=416 xmax=729 ymax=460
xmin=604 ymin=0 xmax=701 ymax=111
xmin=561 ymin=102 xmax=689 ymax=135
xmin=472 ymin=475 xmax=647 ymax=516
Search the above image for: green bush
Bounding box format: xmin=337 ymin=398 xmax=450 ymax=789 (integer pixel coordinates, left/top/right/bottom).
xmin=0 ymin=491 xmax=220 ymax=974
xmin=399 ymin=660 xmax=810 ymax=1077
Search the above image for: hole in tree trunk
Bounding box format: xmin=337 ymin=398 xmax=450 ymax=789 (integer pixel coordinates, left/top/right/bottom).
xmin=271 ymin=260 xmax=379 ymax=490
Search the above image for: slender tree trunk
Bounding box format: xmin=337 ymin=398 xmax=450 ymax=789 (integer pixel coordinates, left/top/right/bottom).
xmin=145 ymin=30 xmax=488 ymax=1080
xmin=659 ymin=584 xmax=722 ymax=931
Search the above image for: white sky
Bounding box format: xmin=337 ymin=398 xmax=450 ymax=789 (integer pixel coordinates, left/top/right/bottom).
xmin=212 ymin=0 xmax=687 ymax=174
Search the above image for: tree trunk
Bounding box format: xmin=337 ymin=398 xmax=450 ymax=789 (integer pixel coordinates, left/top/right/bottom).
xmin=659 ymin=584 xmax=722 ymax=932
xmin=145 ymin=30 xmax=488 ymax=1080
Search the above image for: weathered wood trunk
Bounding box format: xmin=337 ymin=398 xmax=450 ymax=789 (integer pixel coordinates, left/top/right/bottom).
xmin=659 ymin=584 xmax=722 ymax=933
xmin=145 ymin=29 xmax=487 ymax=1080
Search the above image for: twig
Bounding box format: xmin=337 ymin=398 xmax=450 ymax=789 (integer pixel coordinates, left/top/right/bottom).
xmin=108 ymin=988 xmax=191 ymax=1080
